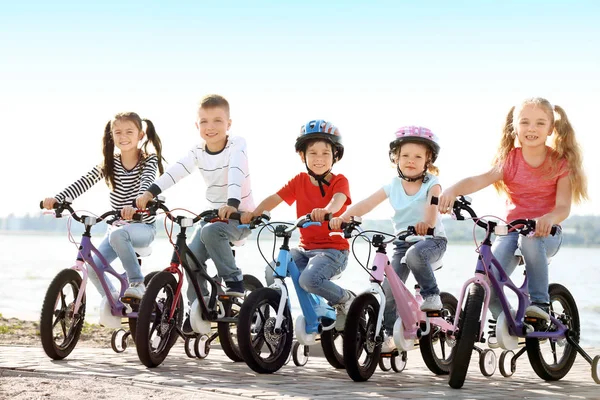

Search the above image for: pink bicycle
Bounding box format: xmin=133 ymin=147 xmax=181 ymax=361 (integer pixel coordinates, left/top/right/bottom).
xmin=340 ymin=219 xmax=458 ymax=382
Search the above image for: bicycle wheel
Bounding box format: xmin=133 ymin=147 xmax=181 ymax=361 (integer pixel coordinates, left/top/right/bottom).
xmin=526 ymin=283 xmax=580 ymax=381
xmin=127 ymin=271 xmax=160 ymax=344
xmin=40 ymin=269 xmax=86 ymax=360
xmin=321 ymin=328 xmax=345 ymax=369
xmin=135 ymin=271 xmax=183 ymax=368
xmin=448 ymin=283 xmax=484 ymax=389
xmin=218 ymin=274 xmax=264 ymax=362
xmin=419 ymin=291 xmax=458 ymax=375
xmin=237 ymin=287 xmax=293 ymax=373
xmin=343 ymin=293 xmax=381 ymax=382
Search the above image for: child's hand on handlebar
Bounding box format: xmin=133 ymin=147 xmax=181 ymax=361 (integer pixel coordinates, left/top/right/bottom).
xmin=437 ymin=191 xmax=456 ymax=214
xmin=329 ymin=216 xmax=349 ymax=230
xmin=218 ymin=205 xmax=238 ymax=219
xmin=415 ymin=222 xmax=433 ymax=236
xmin=42 ymin=197 xmax=58 ymax=210
xmin=310 ymin=208 xmax=330 ymax=222
xmin=120 ymin=205 xmax=136 ymax=220
xmin=534 ymin=214 xmax=554 ymax=237
xmin=136 ymin=191 xmax=154 ymax=210
xmin=240 ymin=211 xmax=255 ymax=224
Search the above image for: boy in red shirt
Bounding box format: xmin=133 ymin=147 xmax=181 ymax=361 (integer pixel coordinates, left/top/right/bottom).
xmin=242 ymin=120 xmax=354 ymax=328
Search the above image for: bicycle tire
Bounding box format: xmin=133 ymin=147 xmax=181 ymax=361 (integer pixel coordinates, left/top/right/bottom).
xmin=419 ymin=291 xmax=458 ymax=375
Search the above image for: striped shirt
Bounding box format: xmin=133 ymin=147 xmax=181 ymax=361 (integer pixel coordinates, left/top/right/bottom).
xmin=149 ymin=136 xmax=255 ymax=211
xmin=55 ymin=154 xmax=158 ymax=224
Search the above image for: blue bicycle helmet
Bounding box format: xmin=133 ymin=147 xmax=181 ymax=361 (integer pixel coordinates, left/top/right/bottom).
xmin=295 ymin=120 xmax=344 ymax=161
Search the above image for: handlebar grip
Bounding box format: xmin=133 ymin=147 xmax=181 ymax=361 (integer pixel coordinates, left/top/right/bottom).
xmin=39 ymin=201 xmax=43 ymax=209
xmin=426 ymin=227 xmax=435 ymax=236
xmin=430 ymin=196 xmax=439 ymax=205
xmin=550 ymin=226 xmax=558 ymax=236
xmin=229 ymin=212 xmax=241 ymax=221
xmin=324 ymin=213 xmax=332 ymax=221
xmin=132 ymin=214 xmax=144 ymax=222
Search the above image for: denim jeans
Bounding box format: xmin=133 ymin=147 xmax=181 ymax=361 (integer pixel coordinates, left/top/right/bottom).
xmin=88 ymin=223 xmax=156 ymax=296
xmin=488 ymin=229 xmax=563 ymax=319
xmin=185 ymin=219 xmax=251 ymax=303
xmin=265 ymin=247 xmax=349 ymax=305
xmin=382 ymin=237 xmax=447 ymax=334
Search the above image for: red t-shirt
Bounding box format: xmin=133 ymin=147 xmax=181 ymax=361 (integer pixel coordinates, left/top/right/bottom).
xmin=277 ymin=173 xmax=351 ymax=250
xmin=502 ymin=147 xmax=569 ymax=221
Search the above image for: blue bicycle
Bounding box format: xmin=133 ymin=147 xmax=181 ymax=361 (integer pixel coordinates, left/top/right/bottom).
xmin=236 ymin=214 xmax=351 ymax=373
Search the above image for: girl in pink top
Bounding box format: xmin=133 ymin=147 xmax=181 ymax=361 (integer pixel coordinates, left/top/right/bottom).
xmin=438 ymin=97 xmax=587 ymax=345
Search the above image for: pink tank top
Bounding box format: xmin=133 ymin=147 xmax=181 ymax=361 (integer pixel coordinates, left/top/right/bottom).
xmin=502 ymin=147 xmax=569 ymax=221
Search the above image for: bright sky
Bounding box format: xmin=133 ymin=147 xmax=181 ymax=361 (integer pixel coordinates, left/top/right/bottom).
xmin=1 ymin=1 xmax=599 ymax=220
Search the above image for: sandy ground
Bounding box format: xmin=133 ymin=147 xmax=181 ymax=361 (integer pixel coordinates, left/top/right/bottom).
xmin=0 ymin=316 xmax=200 ymax=400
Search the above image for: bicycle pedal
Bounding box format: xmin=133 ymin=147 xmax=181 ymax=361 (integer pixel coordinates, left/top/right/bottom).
xmin=425 ymin=310 xmax=442 ymax=318
xmin=120 ymin=296 xmax=141 ymax=306
xmin=218 ymin=292 xmax=244 ymax=301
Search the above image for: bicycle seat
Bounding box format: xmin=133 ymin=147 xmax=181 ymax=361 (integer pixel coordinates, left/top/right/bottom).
xmin=401 ymin=256 xmax=443 ymax=271
xmin=134 ymin=247 xmax=152 ymax=257
xmin=513 ymin=249 xmax=552 ymax=265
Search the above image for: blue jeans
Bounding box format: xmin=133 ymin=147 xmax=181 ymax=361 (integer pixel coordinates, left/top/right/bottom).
xmin=383 ymin=237 xmax=447 ymax=334
xmin=88 ymin=223 xmax=156 ymax=296
xmin=265 ymin=247 xmax=349 ymax=305
xmin=488 ymin=229 xmax=563 ymax=319
xmin=185 ymin=219 xmax=251 ymax=303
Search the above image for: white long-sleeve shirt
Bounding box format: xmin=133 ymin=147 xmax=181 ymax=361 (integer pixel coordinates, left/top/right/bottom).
xmin=149 ymin=136 xmax=255 ymax=211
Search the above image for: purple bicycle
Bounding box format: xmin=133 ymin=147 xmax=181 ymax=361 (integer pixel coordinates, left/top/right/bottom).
xmin=440 ymin=196 xmax=600 ymax=388
xmin=39 ymin=199 xmax=156 ymax=359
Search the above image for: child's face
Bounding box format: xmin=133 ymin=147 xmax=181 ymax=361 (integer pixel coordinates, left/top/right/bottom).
xmin=111 ymin=119 xmax=143 ymax=153
xmin=397 ymin=142 xmax=428 ymax=178
xmin=301 ymin=141 xmax=334 ymax=175
xmin=196 ymin=106 xmax=231 ymax=151
xmin=515 ymin=105 xmax=552 ymax=149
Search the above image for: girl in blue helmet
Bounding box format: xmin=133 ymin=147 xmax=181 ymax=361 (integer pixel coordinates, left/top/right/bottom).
xmin=242 ymin=120 xmax=354 ymax=330
xmin=331 ymin=126 xmax=447 ymax=353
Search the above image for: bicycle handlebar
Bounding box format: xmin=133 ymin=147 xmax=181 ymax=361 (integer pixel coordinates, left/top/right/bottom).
xmin=39 ymin=200 xmax=138 ymax=225
xmin=431 ymin=196 xmax=558 ymax=236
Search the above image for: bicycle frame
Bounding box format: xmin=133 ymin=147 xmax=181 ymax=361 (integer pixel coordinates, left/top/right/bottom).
xmin=268 ymin=223 xmax=336 ymax=335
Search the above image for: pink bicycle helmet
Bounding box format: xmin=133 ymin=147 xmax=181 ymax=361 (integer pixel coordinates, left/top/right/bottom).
xmin=389 ymin=126 xmax=440 ymax=163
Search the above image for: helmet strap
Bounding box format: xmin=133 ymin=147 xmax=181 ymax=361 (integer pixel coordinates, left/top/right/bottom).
xmin=396 ymin=163 xmax=429 ymax=183
xmin=305 ymin=161 xmax=331 ymax=197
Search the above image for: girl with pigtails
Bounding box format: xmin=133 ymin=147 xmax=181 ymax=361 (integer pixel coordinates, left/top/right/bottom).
xmin=438 ymin=98 xmax=588 ymax=346
xmin=42 ymin=112 xmax=166 ymax=300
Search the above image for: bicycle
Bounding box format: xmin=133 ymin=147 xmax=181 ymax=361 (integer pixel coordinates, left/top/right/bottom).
xmin=134 ymin=198 xmax=265 ymax=368
xmin=340 ymin=220 xmax=458 ymax=382
xmin=236 ymin=214 xmax=353 ymax=373
xmin=39 ymin=199 xmax=156 ymax=359
xmin=440 ymin=195 xmax=600 ymax=388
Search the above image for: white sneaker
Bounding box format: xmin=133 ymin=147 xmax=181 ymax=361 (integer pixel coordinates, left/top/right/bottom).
xmin=420 ymin=294 xmax=443 ymax=312
xmin=334 ymin=291 xmax=356 ymax=331
xmin=525 ymin=304 xmax=550 ymax=322
xmin=123 ymin=282 xmax=145 ymax=300
xmin=381 ymin=334 xmax=396 ymax=353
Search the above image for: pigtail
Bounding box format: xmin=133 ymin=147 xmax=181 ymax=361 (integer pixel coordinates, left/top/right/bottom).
xmin=101 ymin=120 xmax=116 ymax=190
xmin=492 ymin=106 xmax=516 ymax=195
xmin=552 ymin=105 xmax=588 ymax=204
xmin=141 ymin=118 xmax=166 ymax=175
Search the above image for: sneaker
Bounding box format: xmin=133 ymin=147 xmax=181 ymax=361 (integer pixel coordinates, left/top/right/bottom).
xmin=182 ymin=313 xmax=193 ymax=335
xmin=420 ymin=294 xmax=442 ymax=312
xmin=487 ymin=319 xmax=499 ymax=349
xmin=224 ymin=280 xmax=245 ymax=298
xmin=334 ymin=291 xmax=356 ymax=331
xmin=525 ymin=302 xmax=550 ymax=322
xmin=123 ymin=282 xmax=145 ymax=300
xmin=381 ymin=334 xmax=396 ymax=353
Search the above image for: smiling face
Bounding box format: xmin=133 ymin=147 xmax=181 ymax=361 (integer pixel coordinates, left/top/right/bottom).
xmin=196 ymin=106 xmax=231 ymax=152
xmin=111 ymin=119 xmax=144 ymax=153
xmin=300 ymin=140 xmax=334 ymax=175
xmin=514 ymin=104 xmax=553 ymax=149
xmin=396 ymin=142 xmax=429 ymax=179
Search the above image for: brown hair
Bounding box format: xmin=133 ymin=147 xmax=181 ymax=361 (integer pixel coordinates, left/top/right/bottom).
xmin=390 ymin=142 xmax=439 ymax=176
xmin=101 ymin=112 xmax=166 ymax=190
xmin=492 ymin=97 xmax=588 ymax=203
xmin=198 ymin=94 xmax=230 ymax=118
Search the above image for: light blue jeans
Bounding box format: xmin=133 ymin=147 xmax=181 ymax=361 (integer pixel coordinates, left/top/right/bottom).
xmin=88 ymin=223 xmax=156 ymax=296
xmin=383 ymin=237 xmax=447 ymax=334
xmin=265 ymin=247 xmax=349 ymax=305
xmin=488 ymin=229 xmax=563 ymax=319
xmin=185 ymin=219 xmax=251 ymax=303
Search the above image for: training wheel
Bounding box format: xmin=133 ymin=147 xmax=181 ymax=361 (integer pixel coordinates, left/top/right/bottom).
xmin=479 ymin=348 xmax=497 ymax=377
xmin=194 ymin=335 xmax=210 ymax=359
xmin=111 ymin=329 xmax=128 ymax=353
xmin=184 ymin=336 xmax=196 ymax=358
xmin=391 ymin=351 xmax=407 ymax=373
xmin=379 ymin=355 xmax=392 ymax=371
xmin=499 ymin=350 xmax=516 ymax=377
xmin=592 ymin=355 xmax=600 ymax=384
xmin=292 ymin=341 xmax=309 ymax=366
